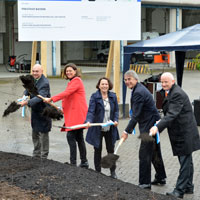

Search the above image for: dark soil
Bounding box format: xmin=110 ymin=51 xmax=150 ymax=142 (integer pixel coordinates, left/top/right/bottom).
xmin=0 ymin=151 xmax=176 ymax=200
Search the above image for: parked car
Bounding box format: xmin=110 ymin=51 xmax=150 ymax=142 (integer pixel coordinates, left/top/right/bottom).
xmin=130 ymin=51 xmax=160 ymax=64
xmin=129 ymin=32 xmax=160 ymax=64
xmin=96 ymin=32 xmax=160 ymax=63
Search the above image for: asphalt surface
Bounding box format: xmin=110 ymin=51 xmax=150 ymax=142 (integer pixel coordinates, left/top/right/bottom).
xmin=0 ymin=64 xmax=200 ymax=200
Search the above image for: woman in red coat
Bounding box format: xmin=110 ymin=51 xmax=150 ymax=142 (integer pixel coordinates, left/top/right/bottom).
xmin=44 ymin=63 xmax=88 ymax=168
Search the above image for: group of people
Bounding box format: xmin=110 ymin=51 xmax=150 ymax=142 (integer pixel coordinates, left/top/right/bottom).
xmin=18 ymin=63 xmax=200 ymax=199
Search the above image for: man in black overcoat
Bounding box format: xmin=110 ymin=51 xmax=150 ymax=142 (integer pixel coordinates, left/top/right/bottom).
xmin=19 ymin=64 xmax=52 ymax=159
xmin=150 ymin=72 xmax=200 ymax=199
xmin=121 ymin=70 xmax=166 ymax=190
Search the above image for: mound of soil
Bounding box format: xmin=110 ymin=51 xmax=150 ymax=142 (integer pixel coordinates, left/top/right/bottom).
xmin=0 ymin=151 xmax=175 ymax=200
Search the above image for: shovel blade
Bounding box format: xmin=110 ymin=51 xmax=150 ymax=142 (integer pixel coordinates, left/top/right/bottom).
xmin=101 ymin=153 xmax=119 ymax=169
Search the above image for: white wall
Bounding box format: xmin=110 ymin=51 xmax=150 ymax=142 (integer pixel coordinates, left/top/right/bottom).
xmin=152 ymin=9 xmax=167 ymax=34
xmin=14 ymin=34 xmax=32 ymax=60
xmin=62 ymin=41 xmax=84 ymax=63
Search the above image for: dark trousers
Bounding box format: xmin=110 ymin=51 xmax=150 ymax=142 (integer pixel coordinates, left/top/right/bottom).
xmin=67 ymin=129 xmax=87 ymax=165
xmin=175 ymin=154 xmax=194 ymax=195
xmin=139 ymin=140 xmax=166 ymax=184
xmin=94 ymin=131 xmax=116 ymax=173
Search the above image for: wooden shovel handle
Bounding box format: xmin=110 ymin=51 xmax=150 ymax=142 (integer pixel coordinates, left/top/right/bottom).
xmin=114 ymin=137 xmax=125 ymax=154
xmin=37 ymin=95 xmax=61 ymax=112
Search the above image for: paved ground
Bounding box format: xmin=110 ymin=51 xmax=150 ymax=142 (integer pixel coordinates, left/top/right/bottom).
xmin=0 ymin=65 xmax=200 ymax=199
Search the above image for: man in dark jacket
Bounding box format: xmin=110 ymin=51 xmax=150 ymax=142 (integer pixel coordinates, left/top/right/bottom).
xmin=121 ymin=70 xmax=166 ymax=190
xmin=19 ymin=64 xmax=52 ymax=159
xmin=150 ymin=72 xmax=200 ymax=199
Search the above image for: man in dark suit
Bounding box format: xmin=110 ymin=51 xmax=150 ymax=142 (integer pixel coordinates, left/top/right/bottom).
xmin=19 ymin=64 xmax=52 ymax=159
xmin=150 ymin=72 xmax=200 ymax=199
xmin=121 ymin=70 xmax=166 ymax=189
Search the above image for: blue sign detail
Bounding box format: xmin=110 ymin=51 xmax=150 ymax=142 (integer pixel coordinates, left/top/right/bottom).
xmin=154 ymin=123 xmax=160 ymax=144
xmin=132 ymin=128 xmax=136 ymax=135
xmin=156 ymin=132 xmax=160 ymax=144
xmin=129 ymin=109 xmax=132 ymax=117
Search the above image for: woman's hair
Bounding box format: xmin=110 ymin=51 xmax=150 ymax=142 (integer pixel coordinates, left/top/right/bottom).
xmin=63 ymin=63 xmax=81 ymax=79
xmin=96 ymin=77 xmax=113 ymax=90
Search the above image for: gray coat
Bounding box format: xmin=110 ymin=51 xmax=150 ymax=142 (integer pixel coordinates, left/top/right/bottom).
xmin=25 ymin=74 xmax=52 ymax=133
xmin=157 ymin=84 xmax=200 ymax=156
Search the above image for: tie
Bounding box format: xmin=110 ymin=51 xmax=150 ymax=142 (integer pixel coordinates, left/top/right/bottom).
xmin=165 ymin=91 xmax=168 ymax=97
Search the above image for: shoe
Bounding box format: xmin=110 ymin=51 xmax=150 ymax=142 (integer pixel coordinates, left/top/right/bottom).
xmin=184 ymin=187 xmax=194 ymax=194
xmin=138 ymin=184 xmax=151 ymax=190
xmin=166 ymin=191 xmax=183 ymax=199
xmin=151 ymin=178 xmax=166 ymax=185
xmin=79 ymin=161 xmax=89 ymax=169
xmin=110 ymin=171 xmax=117 ymax=179
xmin=32 ymin=155 xmax=40 ymax=158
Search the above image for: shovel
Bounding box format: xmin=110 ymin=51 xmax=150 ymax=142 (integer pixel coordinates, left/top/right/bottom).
xmin=37 ymin=95 xmax=63 ymax=120
xmin=37 ymin=95 xmax=62 ymax=112
xmin=53 ymin=120 xmax=114 ymax=130
xmin=101 ymin=137 xmax=125 ymax=169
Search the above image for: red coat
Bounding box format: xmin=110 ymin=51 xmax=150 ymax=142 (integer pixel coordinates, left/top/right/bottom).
xmin=51 ymin=77 xmax=88 ymax=132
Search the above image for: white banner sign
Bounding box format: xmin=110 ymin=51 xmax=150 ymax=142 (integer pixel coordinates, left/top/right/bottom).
xmin=18 ymin=0 xmax=141 ymax=41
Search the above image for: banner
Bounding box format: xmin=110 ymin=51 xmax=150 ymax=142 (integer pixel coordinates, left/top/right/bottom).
xmin=18 ymin=0 xmax=141 ymax=41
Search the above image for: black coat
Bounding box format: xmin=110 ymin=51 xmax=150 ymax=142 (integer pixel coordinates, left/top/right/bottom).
xmin=157 ymin=84 xmax=200 ymax=156
xmin=86 ymin=90 xmax=119 ymax=148
xmin=125 ymin=82 xmax=160 ymax=134
xmin=25 ymin=75 xmax=52 ymax=133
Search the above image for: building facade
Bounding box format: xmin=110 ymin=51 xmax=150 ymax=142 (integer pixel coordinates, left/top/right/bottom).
xmin=0 ymin=0 xmax=200 ymax=74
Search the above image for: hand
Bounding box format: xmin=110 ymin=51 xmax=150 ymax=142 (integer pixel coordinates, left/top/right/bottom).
xmin=18 ymin=100 xmax=28 ymax=107
xmin=43 ymin=97 xmax=52 ymax=103
xmin=121 ymin=132 xmax=128 ymax=141
xmin=85 ymin=122 xmax=91 ymax=129
xmin=114 ymin=121 xmax=118 ymax=127
xmin=149 ymin=126 xmax=158 ymax=136
xmin=156 ymin=119 xmax=160 ymax=124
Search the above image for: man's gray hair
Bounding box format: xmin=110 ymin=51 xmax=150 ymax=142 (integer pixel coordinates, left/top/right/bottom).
xmin=161 ymin=72 xmax=175 ymax=80
xmin=124 ymin=70 xmax=139 ymax=82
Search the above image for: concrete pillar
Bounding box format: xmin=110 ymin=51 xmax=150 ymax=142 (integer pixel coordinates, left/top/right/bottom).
xmin=0 ymin=1 xmax=6 ymax=64
xmin=176 ymin=8 xmax=182 ymax=30
xmin=46 ymin=41 xmax=61 ymax=77
xmin=169 ymin=8 xmax=182 ymax=68
xmin=4 ymin=2 xmax=13 ymax=63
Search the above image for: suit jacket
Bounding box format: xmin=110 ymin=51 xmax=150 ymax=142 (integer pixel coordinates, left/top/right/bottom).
xmin=125 ymin=82 xmax=160 ymax=134
xmin=86 ymin=90 xmax=119 ymax=148
xmin=25 ymin=74 xmax=52 ymax=133
xmin=51 ymin=77 xmax=88 ymax=131
xmin=157 ymin=84 xmax=200 ymax=156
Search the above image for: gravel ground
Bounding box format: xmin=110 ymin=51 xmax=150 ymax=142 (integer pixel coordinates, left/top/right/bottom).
xmin=0 ymin=151 xmax=176 ymax=200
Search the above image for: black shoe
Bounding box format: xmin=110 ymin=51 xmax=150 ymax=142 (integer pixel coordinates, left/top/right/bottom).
xmin=166 ymin=191 xmax=183 ymax=199
xmin=184 ymin=187 xmax=194 ymax=194
xmin=138 ymin=184 xmax=151 ymax=190
xmin=151 ymin=178 xmax=166 ymax=185
xmin=110 ymin=171 xmax=117 ymax=179
xmin=79 ymin=161 xmax=89 ymax=169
